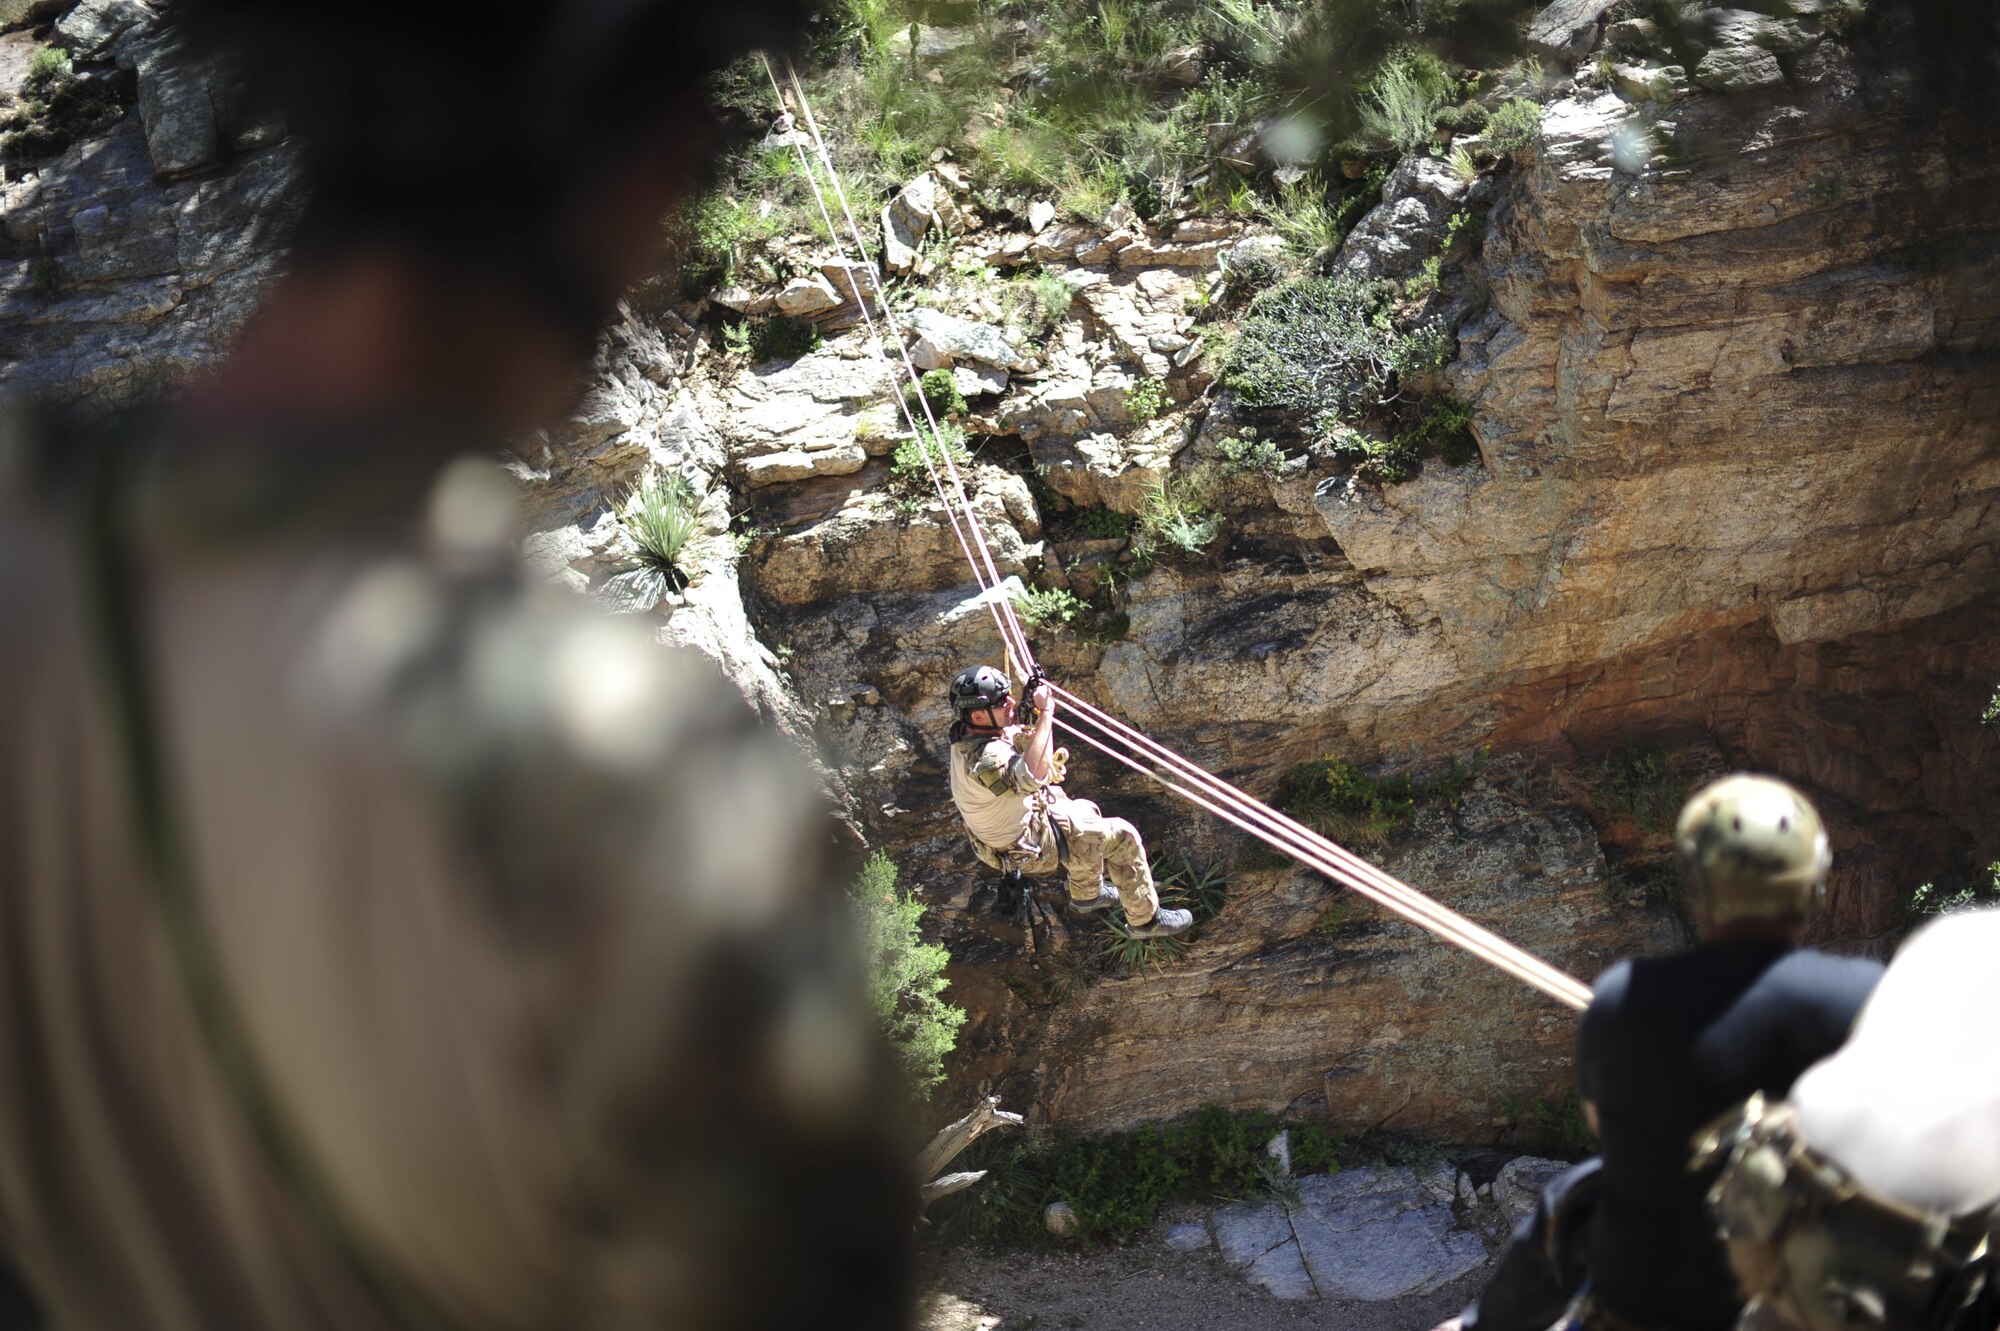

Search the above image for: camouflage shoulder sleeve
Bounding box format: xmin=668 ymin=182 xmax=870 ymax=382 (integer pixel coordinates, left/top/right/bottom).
xmin=970 ymin=737 xmax=1037 ymax=795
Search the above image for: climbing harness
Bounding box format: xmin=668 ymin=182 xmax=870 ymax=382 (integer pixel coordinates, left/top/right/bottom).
xmin=761 ymin=58 xmax=1593 ymax=1013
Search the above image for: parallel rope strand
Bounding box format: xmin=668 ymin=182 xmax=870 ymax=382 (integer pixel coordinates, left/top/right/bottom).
xmin=762 ymin=60 xmax=1591 ymax=1014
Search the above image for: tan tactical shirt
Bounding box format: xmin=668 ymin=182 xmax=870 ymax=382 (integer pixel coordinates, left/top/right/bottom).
xmin=947 ymin=728 xmax=1045 ymax=852
xmin=0 ymin=427 xmax=913 ymax=1331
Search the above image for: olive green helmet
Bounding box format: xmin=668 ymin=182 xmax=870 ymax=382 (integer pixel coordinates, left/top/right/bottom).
xmin=1674 ymin=774 xmax=1831 ymax=927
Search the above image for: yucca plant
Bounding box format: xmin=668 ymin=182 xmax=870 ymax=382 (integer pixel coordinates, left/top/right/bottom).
xmin=1103 ymin=855 xmax=1230 ymax=974
xmin=618 ymin=470 xmax=703 ymax=591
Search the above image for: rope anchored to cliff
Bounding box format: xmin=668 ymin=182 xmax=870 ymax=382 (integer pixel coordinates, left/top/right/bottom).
xmin=763 ymin=58 xmax=1592 ymax=1014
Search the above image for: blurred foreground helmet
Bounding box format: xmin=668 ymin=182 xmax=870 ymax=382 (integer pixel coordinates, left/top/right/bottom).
xmin=1675 ymin=774 xmax=1830 ymax=926
xmin=182 ymin=0 xmax=815 ymax=337
xmin=948 ymin=665 xmax=1011 ymax=716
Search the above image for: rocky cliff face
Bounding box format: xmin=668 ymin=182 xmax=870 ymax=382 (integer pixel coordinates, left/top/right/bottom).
xmin=4 ymin=3 xmax=1994 ymax=1138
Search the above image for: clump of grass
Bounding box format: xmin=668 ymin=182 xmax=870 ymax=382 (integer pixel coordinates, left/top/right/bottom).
xmin=1484 ymin=97 xmax=1543 ymax=155
xmin=1130 ymin=473 xmax=1221 ymax=565
xmin=749 ymin=315 xmax=822 ymax=363
xmin=904 ymin=366 xmax=967 ymax=421
xmin=1 ymin=43 xmax=123 ymax=169
xmin=1013 ymin=585 xmax=1090 ymax=634
xmin=888 ymin=421 xmax=973 ymax=511
xmin=1007 ymin=270 xmax=1075 ymax=343
xmin=27 ymin=46 xmax=70 ymax=83
xmin=1276 ymin=752 xmax=1486 ymax=849
xmin=1220 ymin=249 xmax=1283 ymax=304
xmin=1266 ymin=171 xmax=1344 ymax=263
xmin=1123 ymin=375 xmax=1169 ymax=425
xmin=1356 ymin=47 xmax=1456 ymax=155
xmin=618 ymin=471 xmax=705 ymax=591
xmin=1075 ymin=506 xmax=1136 ymax=541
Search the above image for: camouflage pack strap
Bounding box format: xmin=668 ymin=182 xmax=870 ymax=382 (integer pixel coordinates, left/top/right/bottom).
xmin=1700 ymin=1096 xmax=1996 ymax=1331
xmin=76 ymin=432 xmax=460 ymax=1331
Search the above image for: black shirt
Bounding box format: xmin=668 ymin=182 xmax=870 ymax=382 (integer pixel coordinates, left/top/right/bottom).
xmin=1577 ymin=938 xmax=1883 ymax=1331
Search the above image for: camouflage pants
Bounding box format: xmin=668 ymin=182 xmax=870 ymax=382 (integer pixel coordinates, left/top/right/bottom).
xmin=1043 ymin=796 xmax=1158 ymax=925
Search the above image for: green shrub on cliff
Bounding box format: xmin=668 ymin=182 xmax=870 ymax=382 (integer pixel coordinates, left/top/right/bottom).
xmin=1908 ymin=862 xmax=2000 ymax=920
xmin=1484 ymin=96 xmax=1543 ymax=154
xmin=930 ymin=1103 xmax=1342 ymax=1244
xmin=1130 ymin=473 xmax=1221 ymax=564
xmin=618 ymin=471 xmax=704 ymax=589
xmin=1277 ymin=752 xmax=1486 ymax=849
xmin=853 ymin=852 xmax=965 ymax=1098
xmin=1356 ymin=47 xmax=1456 ymax=154
xmin=904 ymin=366 xmax=967 ymax=421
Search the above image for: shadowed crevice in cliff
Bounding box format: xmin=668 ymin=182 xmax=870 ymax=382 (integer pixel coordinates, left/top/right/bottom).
xmin=1485 ymin=590 xmax=2000 ymax=945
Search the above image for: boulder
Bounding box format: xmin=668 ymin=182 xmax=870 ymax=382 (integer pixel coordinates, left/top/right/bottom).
xmin=1334 ymin=154 xmax=1469 ymax=280
xmin=883 ymin=172 xmax=960 ymax=275
xmin=952 ymin=362 xmax=1007 ymax=399
xmin=819 ymin=257 xmax=877 ymax=307
xmin=884 ymin=23 xmax=976 ymax=59
xmin=1490 ymin=1157 xmax=1575 ymax=1221
xmin=1603 ymin=17 xmax=1660 ymax=49
xmin=1698 ymin=7 xmax=1819 ymax=55
xmin=711 ymin=286 xmax=778 ymax=316
xmin=1290 ymin=1167 xmax=1488 ymax=1301
xmin=1212 ymin=1199 xmax=1295 ymax=1270
xmin=774 ymin=273 xmax=843 ymax=317
xmin=1526 ymin=0 xmax=1611 ymax=59
xmin=901 ymin=308 xmax=1033 ymax=371
xmin=1027 ymin=199 xmax=1055 ymax=233
xmin=1609 ymin=61 xmax=1687 ymax=103
xmin=1693 ymin=42 xmax=1785 ymax=92
xmin=53 ymin=0 xmax=154 ymax=59
xmin=1162 ymin=45 xmax=1205 ymax=86
xmin=1163 ymin=1221 xmax=1212 ymax=1253
xmin=1247 ymin=1239 xmax=1317 ymax=1300
xmin=131 ymin=41 xmax=218 ymax=179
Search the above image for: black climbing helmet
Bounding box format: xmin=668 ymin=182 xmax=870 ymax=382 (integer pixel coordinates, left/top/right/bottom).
xmin=948 ymin=665 xmax=1012 ymax=717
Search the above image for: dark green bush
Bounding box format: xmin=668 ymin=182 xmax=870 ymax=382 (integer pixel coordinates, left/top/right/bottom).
xmin=905 ymin=366 xmax=968 ymax=421
xmin=1075 ymin=506 xmax=1136 ymax=540
xmin=854 ymin=852 xmax=965 ymax=1098
xmin=929 ymin=1103 xmax=1342 ymax=1245
xmin=1484 ymin=97 xmax=1542 ymax=154
xmin=1222 ymin=274 xmax=1449 ymax=426
xmin=749 ymin=315 xmax=822 ymax=363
